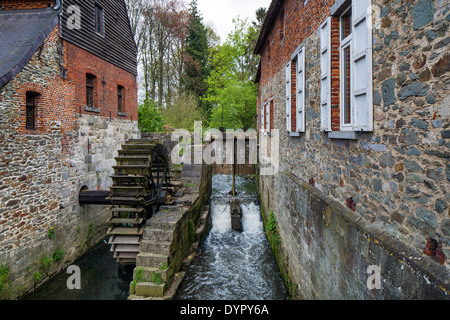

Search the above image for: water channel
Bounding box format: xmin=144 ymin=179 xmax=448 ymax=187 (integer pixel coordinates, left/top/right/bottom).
xmin=24 ymin=174 xmax=288 ymax=300
xmin=176 ymin=174 xmax=288 ymax=300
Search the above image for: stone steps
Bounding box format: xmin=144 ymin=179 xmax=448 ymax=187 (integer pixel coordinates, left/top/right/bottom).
xmin=134 ymin=282 xmax=166 ymax=297
xmin=136 ymin=252 xmax=170 ymax=269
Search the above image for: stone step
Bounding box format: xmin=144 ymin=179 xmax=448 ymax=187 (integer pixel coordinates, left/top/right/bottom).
xmin=199 ymin=209 xmax=209 ymax=225
xmin=143 ymin=228 xmax=175 ymax=242
xmin=134 ymin=281 xmax=166 ymax=297
xmin=133 ymin=267 xmax=169 ymax=283
xmin=139 ymin=240 xmax=172 ymax=255
xmin=136 ymin=253 xmax=169 ymax=269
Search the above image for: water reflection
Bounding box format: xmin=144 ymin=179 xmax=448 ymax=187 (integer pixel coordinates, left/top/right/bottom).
xmin=24 ymin=243 xmax=133 ymax=300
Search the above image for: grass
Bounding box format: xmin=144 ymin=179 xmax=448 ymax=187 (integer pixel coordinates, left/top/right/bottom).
xmin=0 ymin=264 xmax=12 ymax=300
xmin=150 ymin=272 xmax=163 ymax=285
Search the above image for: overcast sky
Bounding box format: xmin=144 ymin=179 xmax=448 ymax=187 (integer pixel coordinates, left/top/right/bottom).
xmin=196 ymin=0 xmax=272 ymax=43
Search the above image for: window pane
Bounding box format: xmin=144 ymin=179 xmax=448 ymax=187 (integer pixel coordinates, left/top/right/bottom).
xmin=95 ymin=5 xmax=103 ymax=34
xmin=26 ymin=92 xmax=35 ymax=106
xmin=26 ymin=106 xmax=35 ymax=129
xmin=343 ymin=46 xmax=351 ymax=125
xmin=118 ymin=86 xmax=124 ymax=112
xmin=341 ymin=8 xmax=352 ymax=40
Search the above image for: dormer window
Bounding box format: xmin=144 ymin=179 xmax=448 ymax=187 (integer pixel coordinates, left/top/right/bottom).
xmin=95 ymin=4 xmax=104 ymax=36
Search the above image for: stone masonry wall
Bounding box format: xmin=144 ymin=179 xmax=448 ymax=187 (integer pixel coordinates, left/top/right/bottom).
xmin=0 ymin=24 xmax=140 ymax=298
xmin=257 ymin=0 xmax=449 ymax=299
xmin=259 ymin=172 xmax=449 ymax=299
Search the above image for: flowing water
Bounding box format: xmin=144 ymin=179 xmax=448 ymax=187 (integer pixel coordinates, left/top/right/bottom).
xmin=23 ymin=174 xmax=287 ymax=300
xmin=175 ymin=174 xmax=288 ymax=300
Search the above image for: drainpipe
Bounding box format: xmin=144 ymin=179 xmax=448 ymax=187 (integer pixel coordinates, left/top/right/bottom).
xmin=54 ymin=0 xmax=61 ymax=11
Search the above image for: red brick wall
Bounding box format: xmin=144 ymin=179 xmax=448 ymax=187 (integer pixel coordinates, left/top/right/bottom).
xmin=65 ymin=41 xmax=138 ymax=123
xmin=1 ymin=0 xmax=55 ymax=10
xmin=330 ymin=16 xmax=341 ymax=131
xmin=15 ymin=26 xmax=76 ymax=139
xmin=259 ymin=0 xmax=335 ymax=88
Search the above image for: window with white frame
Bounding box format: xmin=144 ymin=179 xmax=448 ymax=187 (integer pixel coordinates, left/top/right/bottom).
xmin=320 ymin=0 xmax=373 ymax=133
xmin=286 ymin=45 xmax=306 ymax=134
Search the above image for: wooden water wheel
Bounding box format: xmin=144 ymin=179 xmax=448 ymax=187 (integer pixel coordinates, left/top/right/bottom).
xmin=107 ymin=139 xmax=173 ymax=265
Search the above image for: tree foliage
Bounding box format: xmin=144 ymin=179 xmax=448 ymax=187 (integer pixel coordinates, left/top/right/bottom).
xmin=182 ymin=0 xmax=212 ymax=121
xmin=160 ymin=92 xmax=203 ymax=131
xmin=126 ymin=0 xmax=190 ymax=106
xmin=138 ymin=98 xmax=164 ymax=133
xmin=205 ymin=10 xmax=266 ymax=130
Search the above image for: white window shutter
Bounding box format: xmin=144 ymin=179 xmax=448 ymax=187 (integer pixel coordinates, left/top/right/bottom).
xmin=320 ymin=17 xmax=331 ymax=132
xmin=261 ymin=104 xmax=265 ymax=133
xmin=286 ymin=61 xmax=292 ymax=133
xmin=352 ymin=0 xmax=373 ymax=132
xmin=297 ymin=47 xmax=306 ymax=133
xmin=266 ymin=102 xmax=270 ymax=133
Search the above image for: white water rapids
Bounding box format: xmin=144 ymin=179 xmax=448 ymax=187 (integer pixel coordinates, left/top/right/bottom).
xmin=175 ymin=175 xmax=288 ymax=300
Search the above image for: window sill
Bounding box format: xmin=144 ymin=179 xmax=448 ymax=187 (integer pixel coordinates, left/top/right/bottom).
xmin=117 ymin=112 xmax=128 ymax=117
xmin=84 ymin=106 xmax=100 ymax=113
xmin=289 ymin=132 xmax=301 ymax=137
xmin=328 ymin=131 xmax=360 ymax=140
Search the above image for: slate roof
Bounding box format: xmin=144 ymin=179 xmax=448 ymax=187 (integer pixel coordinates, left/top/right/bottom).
xmin=0 ymin=7 xmax=60 ymax=88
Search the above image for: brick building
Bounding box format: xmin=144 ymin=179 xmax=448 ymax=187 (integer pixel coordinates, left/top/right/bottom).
xmin=0 ymin=0 xmax=140 ymax=298
xmin=255 ymin=0 xmax=449 ymax=299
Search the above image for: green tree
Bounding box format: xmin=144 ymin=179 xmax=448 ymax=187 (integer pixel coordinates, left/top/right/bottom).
xmin=205 ymin=11 xmax=265 ymax=130
xmin=138 ymin=98 xmax=164 ymax=133
xmin=160 ymin=92 xmax=203 ymax=131
xmin=210 ymin=80 xmax=257 ymax=130
xmin=182 ymin=0 xmax=211 ymax=120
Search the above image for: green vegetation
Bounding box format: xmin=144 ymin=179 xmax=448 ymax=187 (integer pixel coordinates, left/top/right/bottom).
xmin=188 ymin=219 xmax=195 ymax=245
xmin=260 ymin=208 xmax=296 ymax=299
xmin=33 ymin=271 xmax=42 ymax=283
xmin=160 ymin=93 xmax=203 ymax=131
xmin=47 ymin=227 xmax=55 ymax=239
xmin=40 ymin=255 xmax=53 ymax=273
xmin=150 ymin=271 xmax=163 ymax=285
xmin=128 ymin=0 xmax=267 ymax=131
xmin=52 ymin=249 xmax=64 ymax=262
xmin=138 ymin=98 xmax=164 ymax=133
xmin=160 ymin=262 xmax=168 ymax=271
xmin=0 ymin=264 xmax=12 ymax=300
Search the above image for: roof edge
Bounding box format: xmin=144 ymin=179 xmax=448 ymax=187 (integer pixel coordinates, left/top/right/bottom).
xmin=253 ymin=0 xmax=284 ymax=55
xmin=0 ymin=12 xmax=59 ymax=88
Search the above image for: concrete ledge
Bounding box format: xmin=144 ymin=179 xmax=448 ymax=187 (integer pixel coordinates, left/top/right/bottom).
xmin=328 ymin=131 xmax=360 ymax=140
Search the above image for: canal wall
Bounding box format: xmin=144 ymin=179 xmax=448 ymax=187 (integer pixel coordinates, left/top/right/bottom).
xmin=129 ymin=144 xmax=212 ymax=300
xmin=0 ymin=114 xmax=139 ymax=300
xmin=259 ymin=172 xmax=450 ymax=299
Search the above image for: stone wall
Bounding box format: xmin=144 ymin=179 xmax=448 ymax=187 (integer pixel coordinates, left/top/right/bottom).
xmin=259 ymin=172 xmax=449 ymax=299
xmin=0 ymin=23 xmax=140 ymax=298
xmin=256 ymin=0 xmax=449 ymax=299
